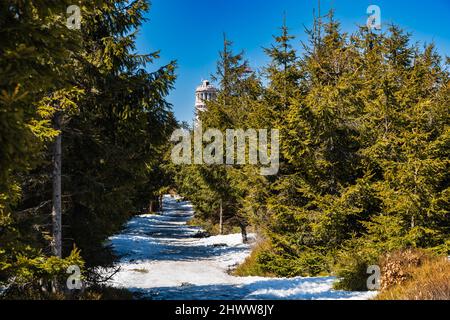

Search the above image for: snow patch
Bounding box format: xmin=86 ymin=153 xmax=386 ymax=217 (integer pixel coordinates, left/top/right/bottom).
xmin=106 ymin=195 xmax=376 ymax=300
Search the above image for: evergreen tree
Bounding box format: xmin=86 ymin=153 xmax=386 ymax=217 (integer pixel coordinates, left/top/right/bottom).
xmin=1 ymin=0 xmax=178 ymax=297
xmin=0 ymin=0 xmax=88 ymax=289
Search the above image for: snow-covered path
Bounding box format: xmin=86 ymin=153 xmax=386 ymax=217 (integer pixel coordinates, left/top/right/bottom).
xmin=107 ymin=195 xmax=376 ymax=300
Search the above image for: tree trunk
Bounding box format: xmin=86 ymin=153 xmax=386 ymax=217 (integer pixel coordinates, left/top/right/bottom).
xmin=219 ymin=199 xmax=223 ymax=235
xmin=149 ymin=200 xmax=154 ymax=213
xmin=240 ymin=224 xmax=248 ymax=243
xmin=51 ymin=112 xmax=62 ymax=258
xmin=159 ymin=194 xmax=163 ymax=213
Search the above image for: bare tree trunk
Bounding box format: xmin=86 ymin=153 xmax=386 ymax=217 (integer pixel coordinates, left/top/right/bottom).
xmin=240 ymin=224 xmax=248 ymax=244
xmin=149 ymin=200 xmax=154 ymax=213
xmin=159 ymin=194 xmax=163 ymax=213
xmin=51 ymin=112 xmax=62 ymax=258
xmin=219 ymin=199 xmax=223 ymax=235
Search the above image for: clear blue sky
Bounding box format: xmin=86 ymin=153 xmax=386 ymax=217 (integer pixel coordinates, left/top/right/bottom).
xmin=136 ymin=0 xmax=450 ymax=123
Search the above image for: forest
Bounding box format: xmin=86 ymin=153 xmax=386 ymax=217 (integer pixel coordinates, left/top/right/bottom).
xmin=0 ymin=0 xmax=448 ymax=299
xmin=174 ymin=10 xmax=449 ymax=293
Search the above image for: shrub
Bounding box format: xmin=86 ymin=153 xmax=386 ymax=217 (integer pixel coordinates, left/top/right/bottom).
xmin=333 ymin=215 xmax=432 ymax=291
xmin=233 ymin=240 xmax=275 ymax=277
xmin=234 ymin=240 xmax=330 ymax=278
xmin=333 ymin=247 xmax=379 ymax=291
xmin=1 ymin=248 xmax=84 ymax=300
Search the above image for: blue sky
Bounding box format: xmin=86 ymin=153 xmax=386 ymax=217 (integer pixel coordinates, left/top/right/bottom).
xmin=136 ymin=0 xmax=450 ymax=123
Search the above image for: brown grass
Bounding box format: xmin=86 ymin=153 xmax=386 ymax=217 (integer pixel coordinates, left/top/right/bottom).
xmin=376 ymin=252 xmax=450 ymax=300
xmin=379 ymin=249 xmax=432 ymax=291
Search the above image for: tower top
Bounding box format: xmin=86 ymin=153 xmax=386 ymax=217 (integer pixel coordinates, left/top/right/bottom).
xmin=195 ymin=79 xmax=217 ymax=123
xmin=196 ymin=80 xmax=216 ymax=93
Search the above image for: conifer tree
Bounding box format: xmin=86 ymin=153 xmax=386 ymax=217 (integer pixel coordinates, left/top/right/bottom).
xmin=1 ymin=0 xmax=178 ymax=296
xmin=0 ymin=0 xmax=88 ymax=286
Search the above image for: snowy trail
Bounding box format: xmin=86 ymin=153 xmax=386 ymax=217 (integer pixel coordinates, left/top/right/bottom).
xmin=107 ymin=195 xmax=376 ymax=300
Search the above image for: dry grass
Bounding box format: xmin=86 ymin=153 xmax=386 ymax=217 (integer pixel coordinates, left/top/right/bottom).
xmin=379 ymin=249 xmax=431 ymax=291
xmin=376 ymin=252 xmax=450 ymax=300
xmin=84 ymin=285 xmax=135 ymax=300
